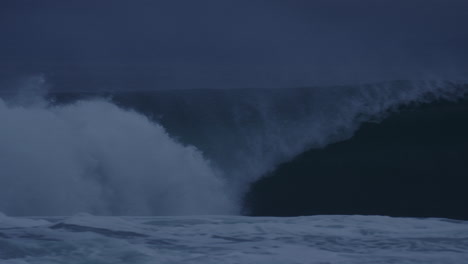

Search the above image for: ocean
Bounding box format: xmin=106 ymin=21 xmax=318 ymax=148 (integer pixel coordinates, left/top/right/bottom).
xmin=1 ymin=78 xmax=467 ymax=263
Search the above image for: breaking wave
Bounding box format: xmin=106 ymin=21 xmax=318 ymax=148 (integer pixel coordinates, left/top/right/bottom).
xmin=0 ymin=76 xmax=467 ymax=215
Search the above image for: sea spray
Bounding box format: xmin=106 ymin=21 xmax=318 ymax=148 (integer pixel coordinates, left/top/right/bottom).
xmin=0 ymin=80 xmax=234 ymax=215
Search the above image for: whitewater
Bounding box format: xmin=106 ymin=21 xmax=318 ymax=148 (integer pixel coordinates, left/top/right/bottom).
xmin=1 ymin=213 xmax=468 ymax=264
xmin=0 ymin=77 xmax=233 ymax=216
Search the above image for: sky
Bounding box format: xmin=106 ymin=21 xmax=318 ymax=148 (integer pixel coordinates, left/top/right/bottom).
xmin=1 ymin=0 xmax=467 ymax=90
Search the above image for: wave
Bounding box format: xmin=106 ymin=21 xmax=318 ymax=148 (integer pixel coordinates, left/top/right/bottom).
xmin=1 ymin=76 xmax=467 ymax=215
xmin=104 ymin=81 xmax=467 ymax=188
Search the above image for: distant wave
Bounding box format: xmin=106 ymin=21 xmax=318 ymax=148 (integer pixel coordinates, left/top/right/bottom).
xmin=1 ymin=76 xmax=467 ymax=215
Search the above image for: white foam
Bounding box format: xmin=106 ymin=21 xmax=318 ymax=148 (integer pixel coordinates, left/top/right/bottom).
xmin=0 ymin=214 xmax=467 ymax=263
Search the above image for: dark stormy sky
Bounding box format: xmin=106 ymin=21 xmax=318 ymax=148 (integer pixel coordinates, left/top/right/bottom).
xmin=1 ymin=0 xmax=467 ymax=90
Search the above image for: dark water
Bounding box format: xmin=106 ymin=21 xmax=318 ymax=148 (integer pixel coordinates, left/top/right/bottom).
xmin=245 ymin=98 xmax=468 ymax=219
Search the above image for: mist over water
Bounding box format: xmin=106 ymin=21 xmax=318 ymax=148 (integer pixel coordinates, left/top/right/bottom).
xmin=0 ymin=77 xmax=466 ymax=215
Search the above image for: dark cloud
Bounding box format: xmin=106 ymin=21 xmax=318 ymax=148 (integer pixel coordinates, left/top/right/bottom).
xmin=1 ymin=0 xmax=467 ymax=90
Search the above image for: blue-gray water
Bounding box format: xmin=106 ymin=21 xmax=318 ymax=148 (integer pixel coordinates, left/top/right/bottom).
xmin=1 ymin=213 xmax=468 ymax=264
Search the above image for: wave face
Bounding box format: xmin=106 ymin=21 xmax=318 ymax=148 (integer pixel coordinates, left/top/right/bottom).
xmin=102 ymin=81 xmax=466 ymax=187
xmin=1 ymin=77 xmax=467 ymax=215
xmin=246 ymin=97 xmax=468 ymax=219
